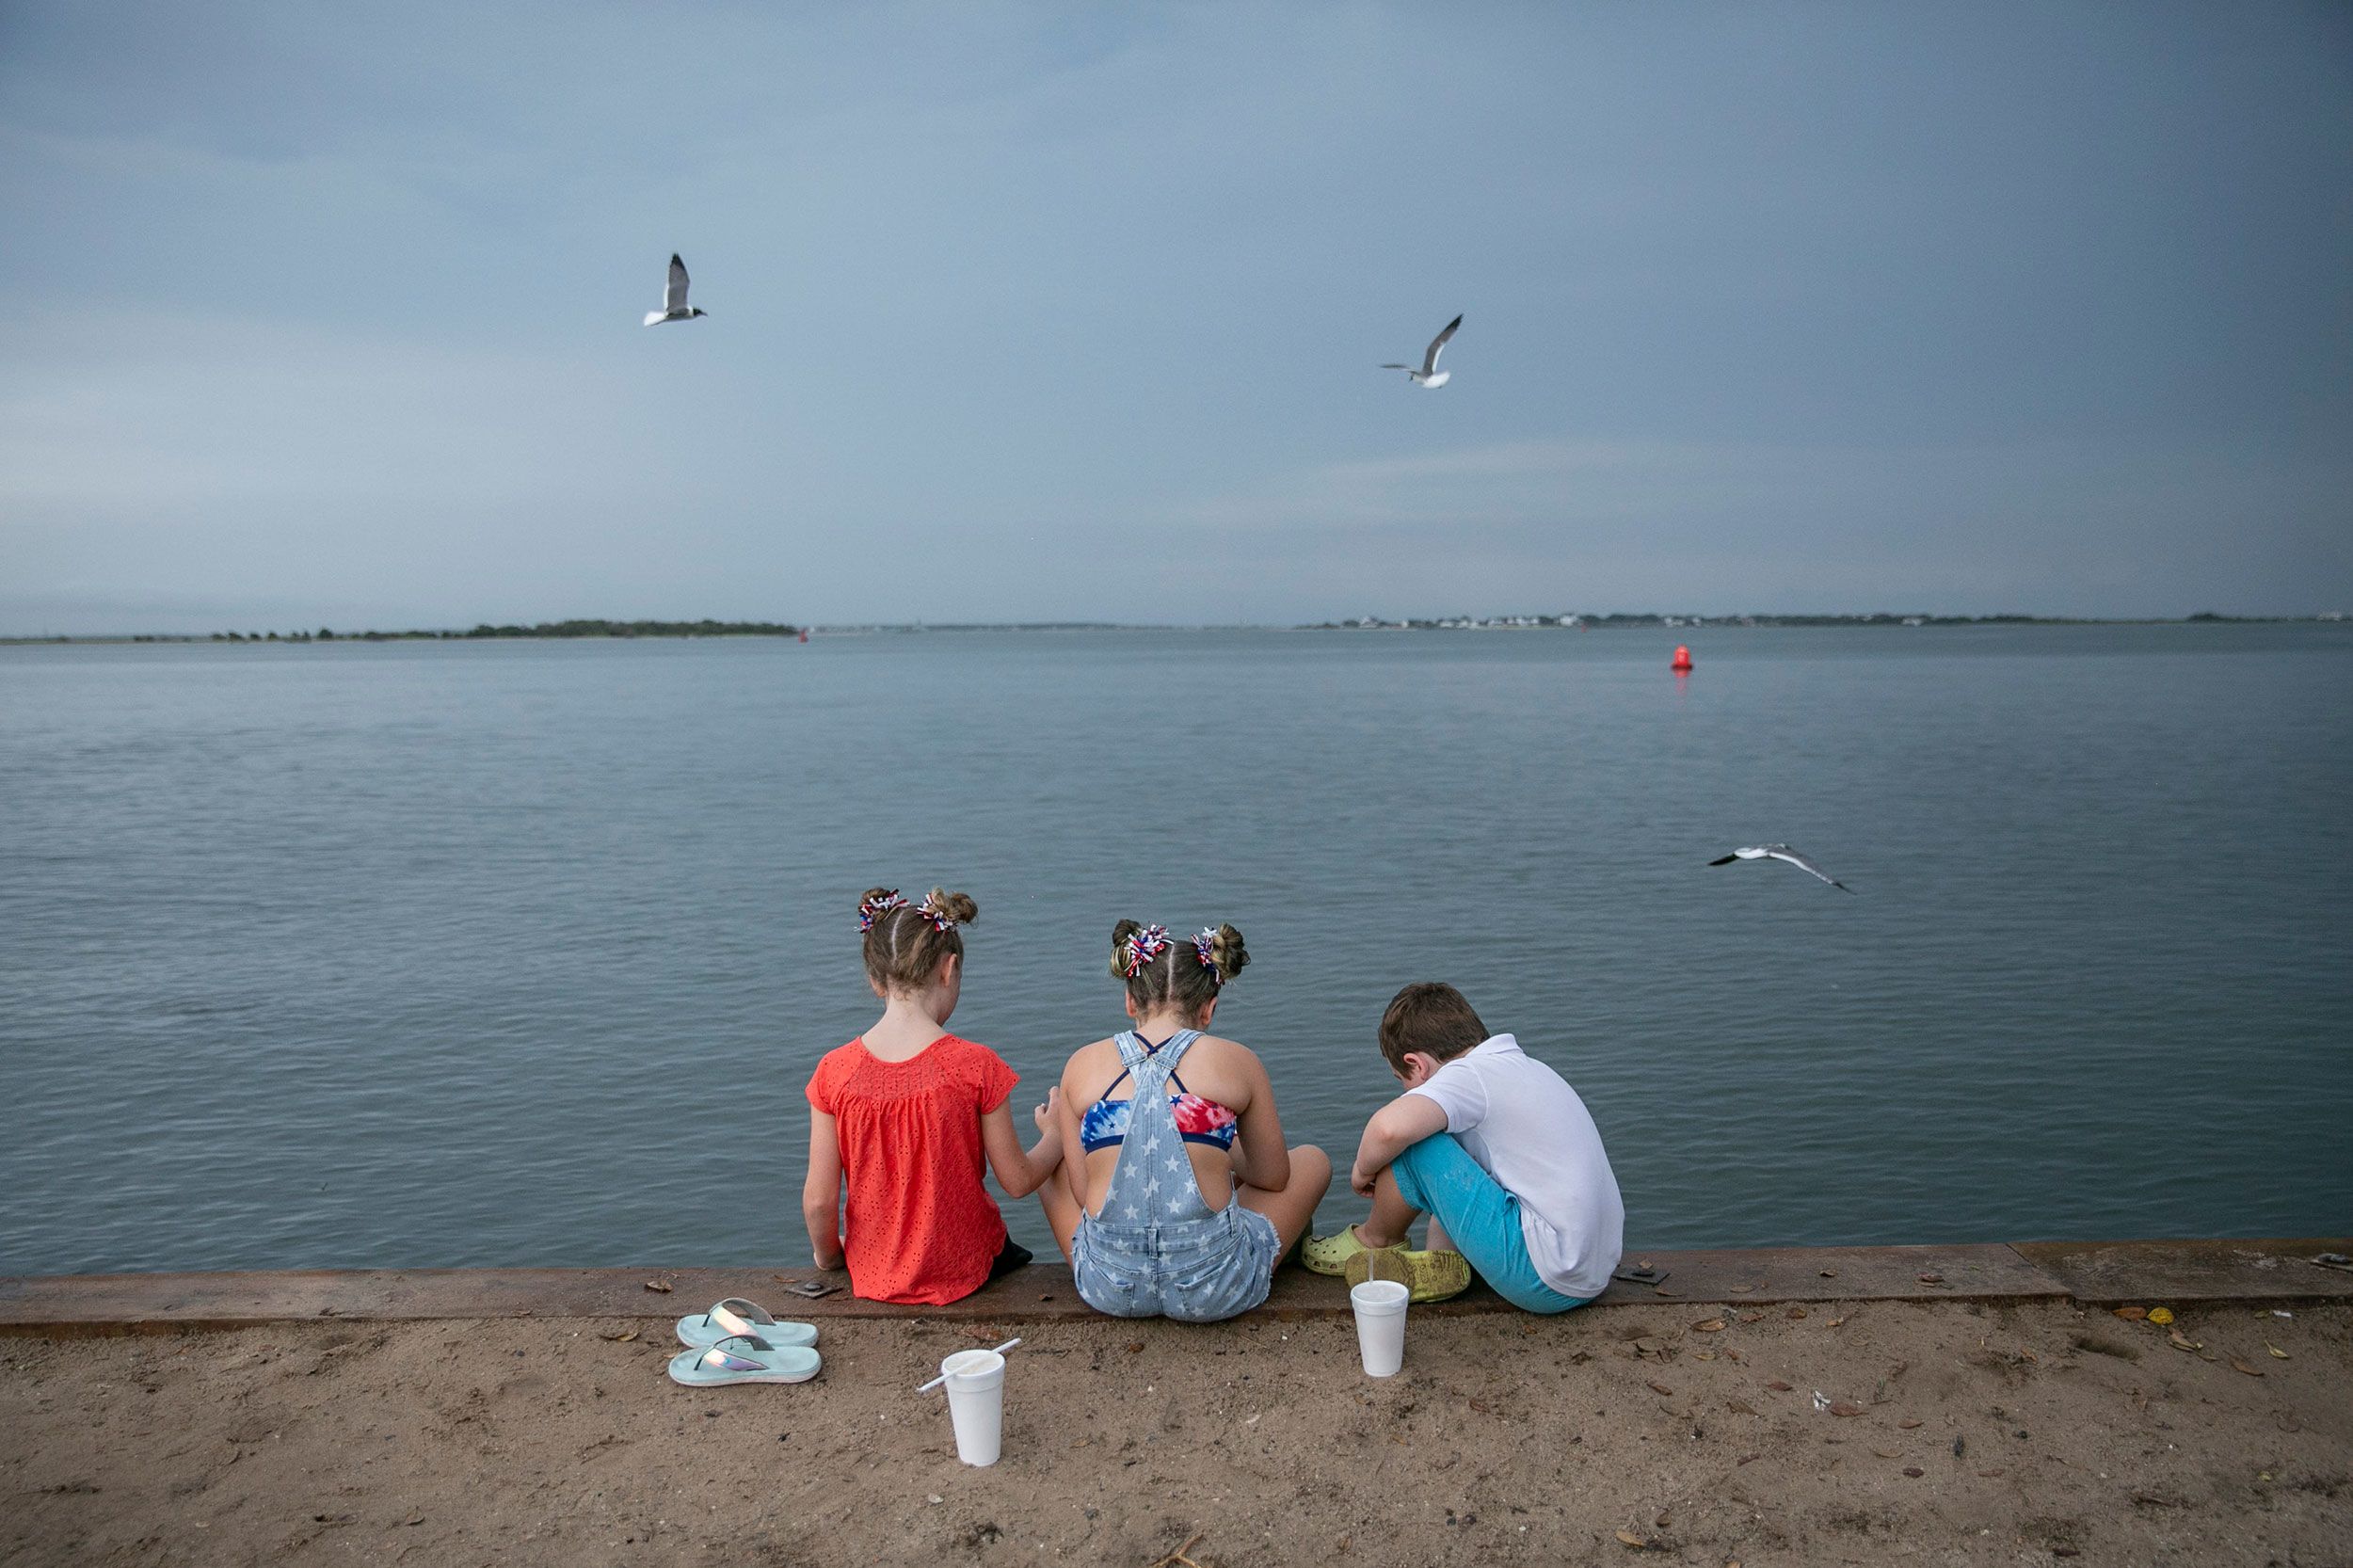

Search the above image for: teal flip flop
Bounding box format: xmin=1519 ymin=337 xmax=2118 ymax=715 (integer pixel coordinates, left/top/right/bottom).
xmin=665 ymin=1334 xmax=822 ymax=1387
xmin=675 ymin=1298 xmax=819 ymax=1351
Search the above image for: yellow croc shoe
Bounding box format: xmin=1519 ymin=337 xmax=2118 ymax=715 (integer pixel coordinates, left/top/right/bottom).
xmin=1300 ymin=1225 xmax=1372 ymax=1277
xmin=1345 ymin=1245 xmax=1472 ymax=1304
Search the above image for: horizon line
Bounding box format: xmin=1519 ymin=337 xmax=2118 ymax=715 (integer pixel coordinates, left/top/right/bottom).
xmin=5 ymin=610 xmax=2347 ymax=644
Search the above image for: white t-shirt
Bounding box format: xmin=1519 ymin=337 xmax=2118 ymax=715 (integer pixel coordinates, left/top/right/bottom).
xmin=1406 ymin=1033 xmax=1624 ymax=1300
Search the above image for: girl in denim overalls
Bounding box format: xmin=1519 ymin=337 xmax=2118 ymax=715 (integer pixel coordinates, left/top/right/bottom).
xmin=1039 ymin=920 xmax=1332 ymax=1321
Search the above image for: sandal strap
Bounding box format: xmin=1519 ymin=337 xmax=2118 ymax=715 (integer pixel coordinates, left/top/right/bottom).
xmin=698 ymin=1334 xmax=777 ymax=1374
xmin=707 ymin=1299 xmax=776 ymax=1337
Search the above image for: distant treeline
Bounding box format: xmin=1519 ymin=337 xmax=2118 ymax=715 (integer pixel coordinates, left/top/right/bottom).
xmin=453 ymin=619 xmax=801 ymax=639
xmin=199 ymin=619 xmax=803 ymax=642
xmin=1305 ymin=612 xmax=2316 ymax=631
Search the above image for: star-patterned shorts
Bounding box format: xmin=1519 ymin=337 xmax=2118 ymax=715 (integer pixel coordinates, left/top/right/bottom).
xmin=1071 ymin=1200 xmax=1283 ymax=1323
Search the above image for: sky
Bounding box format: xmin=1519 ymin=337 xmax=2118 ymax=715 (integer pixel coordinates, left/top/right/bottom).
xmin=1 ymin=2 xmax=2347 ymax=632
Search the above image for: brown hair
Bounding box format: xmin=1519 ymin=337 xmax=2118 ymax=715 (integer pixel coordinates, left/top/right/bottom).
xmin=858 ymin=887 xmax=977 ymax=994
xmin=1110 ymin=920 xmax=1247 ymax=1020
xmin=1378 ymin=982 xmax=1489 ymax=1074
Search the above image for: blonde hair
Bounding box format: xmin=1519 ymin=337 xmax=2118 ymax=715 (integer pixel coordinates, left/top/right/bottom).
xmin=858 ymin=887 xmax=977 ymax=993
xmin=1110 ymin=920 xmax=1247 ymax=1017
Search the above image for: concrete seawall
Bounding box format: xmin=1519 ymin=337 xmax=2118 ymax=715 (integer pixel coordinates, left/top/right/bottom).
xmin=6 ymin=1237 xmax=2345 ymax=1335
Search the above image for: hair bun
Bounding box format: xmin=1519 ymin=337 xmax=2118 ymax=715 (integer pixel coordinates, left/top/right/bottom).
xmin=1208 ymin=921 xmax=1249 ymax=984
xmin=920 ymin=888 xmax=979 ymax=929
xmin=1109 ymin=919 xmax=1144 ymax=979
xmin=856 ymin=888 xmax=908 ymax=932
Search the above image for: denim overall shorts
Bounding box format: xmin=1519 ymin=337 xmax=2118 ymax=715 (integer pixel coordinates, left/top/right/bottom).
xmin=1070 ymin=1030 xmax=1283 ymax=1323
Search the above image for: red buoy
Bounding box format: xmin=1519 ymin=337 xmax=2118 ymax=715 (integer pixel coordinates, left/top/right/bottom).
xmin=1671 ymin=644 xmax=1693 ymax=672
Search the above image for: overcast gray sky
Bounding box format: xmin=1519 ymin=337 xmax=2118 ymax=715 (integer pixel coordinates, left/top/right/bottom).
xmin=2 ymin=2 xmax=2346 ymax=632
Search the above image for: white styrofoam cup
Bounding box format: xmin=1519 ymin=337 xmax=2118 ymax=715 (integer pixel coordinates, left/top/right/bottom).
xmin=1351 ymin=1278 xmax=1410 ymax=1377
xmin=940 ymin=1349 xmax=1006 ymax=1465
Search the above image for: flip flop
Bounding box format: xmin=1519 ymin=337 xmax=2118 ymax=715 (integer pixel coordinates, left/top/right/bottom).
xmin=665 ymin=1334 xmax=822 ymax=1387
xmin=1344 ymin=1244 xmax=1472 ymax=1304
xmin=675 ymin=1298 xmax=819 ymax=1351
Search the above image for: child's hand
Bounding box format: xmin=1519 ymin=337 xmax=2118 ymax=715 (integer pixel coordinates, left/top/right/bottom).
xmin=1350 ymin=1160 xmax=1378 ymax=1197
xmin=1033 ymin=1086 xmax=1060 ymax=1133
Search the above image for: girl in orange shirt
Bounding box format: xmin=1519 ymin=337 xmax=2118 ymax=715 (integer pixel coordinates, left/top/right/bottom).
xmin=802 ymin=887 xmax=1063 ymax=1304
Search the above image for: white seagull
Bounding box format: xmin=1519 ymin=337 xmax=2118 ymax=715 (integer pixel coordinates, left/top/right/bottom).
xmin=643 ymin=254 xmax=707 ymax=326
xmin=1708 ymin=844 xmax=1854 ymax=892
xmin=1381 ymin=313 xmax=1462 ymax=388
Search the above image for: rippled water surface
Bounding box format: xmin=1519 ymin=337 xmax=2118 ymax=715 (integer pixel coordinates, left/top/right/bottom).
xmin=3 ymin=625 xmax=2348 ymax=1275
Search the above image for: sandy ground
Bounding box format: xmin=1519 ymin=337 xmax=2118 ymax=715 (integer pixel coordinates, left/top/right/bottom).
xmin=2 ymin=1299 xmax=2346 ymax=1567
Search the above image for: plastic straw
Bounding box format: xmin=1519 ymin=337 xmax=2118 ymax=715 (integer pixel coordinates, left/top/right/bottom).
xmin=917 ymin=1337 xmax=1022 ymax=1393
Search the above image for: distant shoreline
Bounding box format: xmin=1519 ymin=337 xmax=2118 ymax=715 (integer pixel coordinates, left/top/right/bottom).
xmin=1 ymin=611 xmax=2344 ymax=646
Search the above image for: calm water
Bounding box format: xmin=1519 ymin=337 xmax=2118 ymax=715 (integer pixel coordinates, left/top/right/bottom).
xmin=2 ymin=625 xmax=2348 ymax=1277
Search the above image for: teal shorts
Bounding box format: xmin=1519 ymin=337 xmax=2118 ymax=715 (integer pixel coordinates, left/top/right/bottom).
xmin=1389 ymin=1134 xmax=1590 ymax=1315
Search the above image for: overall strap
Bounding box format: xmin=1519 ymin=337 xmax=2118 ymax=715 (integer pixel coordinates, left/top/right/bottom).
xmin=1114 ymin=1029 xmax=1200 ymax=1092
xmin=1097 ymin=1030 xmax=1212 ymax=1222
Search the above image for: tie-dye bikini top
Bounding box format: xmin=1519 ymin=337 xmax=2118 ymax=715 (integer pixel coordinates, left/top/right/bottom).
xmin=1077 ymin=1032 xmax=1241 ymax=1154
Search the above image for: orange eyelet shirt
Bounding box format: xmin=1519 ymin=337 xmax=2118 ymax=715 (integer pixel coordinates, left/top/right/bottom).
xmin=806 ymin=1034 xmax=1018 ymax=1305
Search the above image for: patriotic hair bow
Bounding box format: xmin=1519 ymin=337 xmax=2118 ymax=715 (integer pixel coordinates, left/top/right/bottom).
xmin=856 ymin=890 xmax=908 ymax=932
xmin=1192 ymin=928 xmax=1221 ymax=974
xmin=915 ymin=894 xmax=960 ymax=933
xmin=1122 ymin=923 xmax=1171 ymax=977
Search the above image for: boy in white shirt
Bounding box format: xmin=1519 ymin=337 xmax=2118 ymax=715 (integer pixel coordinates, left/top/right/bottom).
xmin=1303 ymin=983 xmax=1623 ymax=1309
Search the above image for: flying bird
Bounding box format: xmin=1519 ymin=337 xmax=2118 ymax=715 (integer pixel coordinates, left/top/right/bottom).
xmin=644 ymin=254 xmax=707 ymax=326
xmin=1382 ymin=314 xmax=1462 ymax=388
xmin=1708 ymin=844 xmax=1853 ymax=891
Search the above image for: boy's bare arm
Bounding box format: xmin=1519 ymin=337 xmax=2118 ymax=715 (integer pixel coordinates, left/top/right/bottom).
xmin=1349 ymin=1093 xmax=1449 ymax=1195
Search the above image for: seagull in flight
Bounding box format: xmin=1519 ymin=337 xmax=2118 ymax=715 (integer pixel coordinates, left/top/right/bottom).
xmin=1708 ymin=844 xmax=1853 ymax=891
xmin=1382 ymin=313 xmax=1462 ymax=388
xmin=643 ymin=254 xmax=707 ymax=326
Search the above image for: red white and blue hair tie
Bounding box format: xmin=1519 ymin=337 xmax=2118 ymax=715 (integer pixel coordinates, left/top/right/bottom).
xmin=915 ymin=895 xmax=959 ymax=934
xmin=1123 ymin=923 xmax=1171 ymax=977
xmin=1192 ymin=928 xmax=1220 ymax=974
xmin=856 ymin=890 xmax=908 ymax=932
